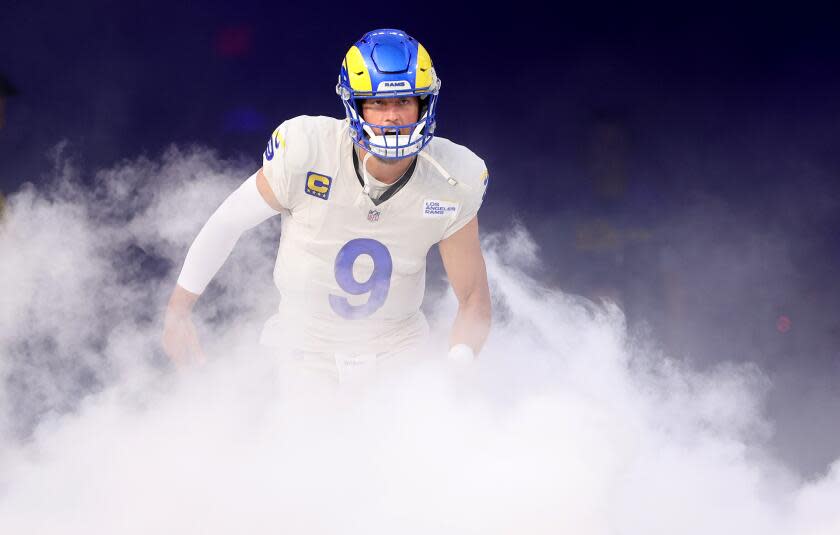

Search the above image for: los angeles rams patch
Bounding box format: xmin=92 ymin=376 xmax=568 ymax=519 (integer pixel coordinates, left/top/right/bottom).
xmin=423 ymin=199 xmax=458 ymax=217
xmin=305 ymin=172 xmax=332 ymax=200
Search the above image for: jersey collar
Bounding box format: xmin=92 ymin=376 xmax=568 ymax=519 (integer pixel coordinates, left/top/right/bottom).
xmin=352 ymin=148 xmax=417 ymax=206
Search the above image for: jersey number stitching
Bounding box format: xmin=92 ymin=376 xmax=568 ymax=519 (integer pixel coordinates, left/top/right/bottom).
xmin=329 ymin=238 xmax=392 ymax=319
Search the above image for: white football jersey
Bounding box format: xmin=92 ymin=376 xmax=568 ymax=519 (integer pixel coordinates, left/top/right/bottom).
xmin=259 ymin=116 xmax=488 ymax=354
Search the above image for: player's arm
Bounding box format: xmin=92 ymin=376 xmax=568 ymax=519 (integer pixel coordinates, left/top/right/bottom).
xmin=162 ymin=169 xmax=282 ymax=365
xmin=255 ymin=168 xmax=284 ymax=211
xmin=438 ymin=216 xmax=491 ymax=358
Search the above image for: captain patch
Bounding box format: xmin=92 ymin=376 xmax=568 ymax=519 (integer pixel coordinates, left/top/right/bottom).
xmin=305 ymin=172 xmax=332 ymax=200
xmin=423 ymin=200 xmax=458 ymax=218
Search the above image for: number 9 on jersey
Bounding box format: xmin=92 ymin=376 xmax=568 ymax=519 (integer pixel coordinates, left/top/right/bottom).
xmin=329 ymin=238 xmax=393 ymax=319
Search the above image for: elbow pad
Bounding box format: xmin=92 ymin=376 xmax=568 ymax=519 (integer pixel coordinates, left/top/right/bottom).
xmin=177 ymin=173 xmax=280 ymax=294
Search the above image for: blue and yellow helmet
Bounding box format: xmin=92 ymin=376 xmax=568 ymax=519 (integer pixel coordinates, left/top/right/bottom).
xmin=336 ymin=29 xmax=441 ymax=160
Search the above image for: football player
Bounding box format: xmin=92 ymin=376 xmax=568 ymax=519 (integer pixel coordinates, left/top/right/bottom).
xmin=163 ymin=29 xmax=491 ymax=377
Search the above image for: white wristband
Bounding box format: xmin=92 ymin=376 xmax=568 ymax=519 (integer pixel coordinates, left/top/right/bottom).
xmin=448 ymin=343 xmax=475 ymax=363
xmin=177 ymin=173 xmax=280 ymax=294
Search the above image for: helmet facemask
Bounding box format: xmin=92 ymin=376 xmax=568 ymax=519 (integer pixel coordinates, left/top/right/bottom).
xmin=340 ymin=93 xmax=438 ymax=160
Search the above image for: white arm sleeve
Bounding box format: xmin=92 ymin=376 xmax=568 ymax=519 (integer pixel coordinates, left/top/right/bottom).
xmin=176 ymin=172 xmax=280 ymax=295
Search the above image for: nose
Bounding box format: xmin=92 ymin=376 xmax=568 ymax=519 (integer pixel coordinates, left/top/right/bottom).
xmin=382 ymin=102 xmax=401 ymax=124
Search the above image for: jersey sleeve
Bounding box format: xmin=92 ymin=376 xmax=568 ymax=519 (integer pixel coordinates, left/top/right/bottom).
xmin=261 ymin=122 xmax=292 ymax=209
xmin=442 ymin=165 xmax=489 ymax=240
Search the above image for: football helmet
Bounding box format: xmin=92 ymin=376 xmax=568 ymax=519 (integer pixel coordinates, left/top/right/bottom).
xmin=336 ymin=29 xmax=441 ymax=160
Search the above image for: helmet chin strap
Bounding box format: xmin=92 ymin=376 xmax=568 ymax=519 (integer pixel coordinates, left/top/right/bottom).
xmin=361 ymin=151 xmax=375 ymax=195
xmin=418 ymin=151 xmax=458 ymax=186
xmin=361 ymin=143 xmax=459 ymax=196
xmin=354 ymin=150 xmax=399 ymax=208
xmin=353 ymin=150 xmax=377 ymax=208
xmin=355 ymin=114 xmax=457 ymax=206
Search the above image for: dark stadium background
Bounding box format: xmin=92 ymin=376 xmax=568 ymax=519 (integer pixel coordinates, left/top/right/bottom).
xmin=2 ymin=3 xmax=839 ymax=475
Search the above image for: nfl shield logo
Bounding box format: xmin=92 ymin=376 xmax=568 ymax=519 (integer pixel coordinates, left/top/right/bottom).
xmin=367 ymin=209 xmax=380 ymax=222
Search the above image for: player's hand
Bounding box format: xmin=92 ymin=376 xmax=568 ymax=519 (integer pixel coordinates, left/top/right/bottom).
xmin=447 ymin=343 xmax=476 ymax=372
xmin=448 ymin=343 xmax=475 ymax=363
xmin=162 ymin=309 xmax=206 ymax=367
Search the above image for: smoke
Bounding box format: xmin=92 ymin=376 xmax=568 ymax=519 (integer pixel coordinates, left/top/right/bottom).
xmin=1 ymin=147 xmax=838 ymax=534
